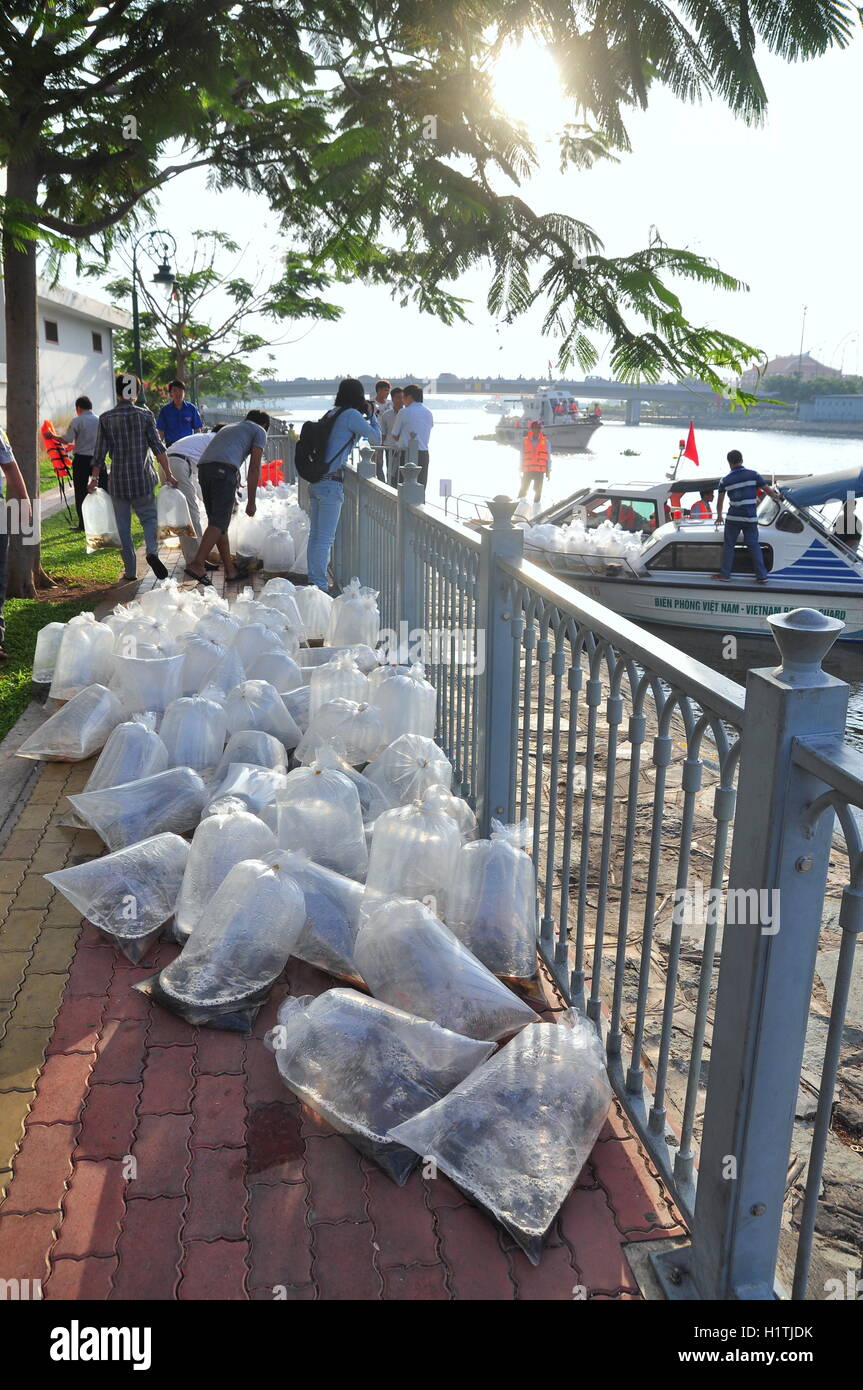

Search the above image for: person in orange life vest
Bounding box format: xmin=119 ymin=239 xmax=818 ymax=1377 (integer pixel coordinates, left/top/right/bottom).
xmin=667 ymin=490 xmax=684 ymax=521
xmin=593 ymin=403 xmax=602 ymax=418
xmin=518 ymin=420 xmax=550 ymax=503
xmin=569 ymin=399 xmax=580 ymax=415
xmin=689 ymin=489 xmax=714 ymax=520
xmin=553 ymin=401 xmax=565 ymax=416
xmin=617 ymin=501 xmax=639 ymax=531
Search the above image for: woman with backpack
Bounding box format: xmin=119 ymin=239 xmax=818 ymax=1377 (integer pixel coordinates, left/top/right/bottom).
xmin=300 ymin=378 xmax=381 ymax=591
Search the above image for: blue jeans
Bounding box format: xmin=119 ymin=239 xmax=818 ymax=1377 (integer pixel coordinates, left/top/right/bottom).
xmin=721 ymin=519 xmax=767 ymax=580
xmin=307 ymin=476 xmax=344 ymax=591
xmin=113 ymin=493 xmax=158 ymax=577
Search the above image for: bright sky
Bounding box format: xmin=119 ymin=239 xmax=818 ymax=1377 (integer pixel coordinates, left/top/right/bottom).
xmin=76 ymin=38 xmax=863 ymax=383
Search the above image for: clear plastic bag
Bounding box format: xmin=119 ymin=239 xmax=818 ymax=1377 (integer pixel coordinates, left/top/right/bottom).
xmin=293 ymin=585 xmax=333 ymax=641
xmin=69 ymin=766 xmax=207 ymax=851
xmin=266 ymin=989 xmax=495 ymax=1183
xmin=308 ymin=652 xmax=369 ymax=722
xmin=326 ymin=578 xmax=380 ymax=648
xmin=195 ymin=609 xmax=240 ymax=646
xmin=230 ymin=623 xmax=283 ymax=670
xmin=214 ymin=731 xmax=288 ymax=782
xmin=159 ymin=695 xmax=228 ymax=772
xmin=245 ymin=649 xmax=303 ymax=694
xmin=138 ymin=579 xmax=184 ymax=619
xmin=173 ymin=808 xmax=277 ymax=942
xmin=81 ymin=712 xmax=169 ymax=795
xmin=421 ymin=785 xmax=479 ymax=843
xmin=274 ymin=752 xmax=368 ymax=881
xmin=223 ymin=680 xmax=301 ymax=748
xmin=82 ymin=487 xmax=121 ymax=553
xmin=257 ymin=587 xmax=303 ymax=633
xmin=296 ymin=644 xmax=377 ymax=674
xmin=363 ymin=733 xmax=453 ymax=809
xmin=32 ymin=622 xmax=66 ymax=684
xmin=111 ymin=651 xmax=186 ymax=714
xmin=267 ymin=851 xmax=366 ymax=980
xmin=180 ymin=634 xmax=228 ymax=696
xmin=282 ymin=685 xmax=310 ymax=734
xmin=354 ymin=897 xmax=536 ymax=1041
xmin=157 ymin=486 xmax=194 ymax=539
xmin=49 ymin=613 xmax=115 ymax=700
xmin=365 ymin=800 xmax=461 ymax=909
xmin=445 ymin=820 xmax=537 ymax=979
xmin=262 ymin=526 xmax=296 ymax=573
xmin=370 ymin=662 xmax=436 ymax=743
xmin=322 ymin=750 xmax=389 ymax=825
xmin=204 ymin=762 xmax=288 ymax=817
xmin=45 ymin=832 xmax=190 ymax=963
xmin=139 ymin=857 xmax=305 ymax=1030
xmin=388 ymin=1014 xmax=613 ymax=1263
xmin=200 ymin=645 xmax=246 ymax=697
xmin=17 ymin=684 xmax=124 ymax=762
xmin=294 ymin=698 xmax=386 ymax=768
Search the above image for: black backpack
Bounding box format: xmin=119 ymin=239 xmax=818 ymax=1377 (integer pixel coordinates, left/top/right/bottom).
xmin=294 ymin=406 xmax=350 ymax=482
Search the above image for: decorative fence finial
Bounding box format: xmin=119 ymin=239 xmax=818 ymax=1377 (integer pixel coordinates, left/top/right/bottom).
xmin=767 ymin=607 xmax=845 ymax=687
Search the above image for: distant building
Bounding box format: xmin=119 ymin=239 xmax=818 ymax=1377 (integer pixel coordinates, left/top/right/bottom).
xmin=799 ymin=396 xmax=863 ymax=423
xmin=740 ymin=353 xmax=841 ymax=390
xmin=0 ymin=279 xmax=131 ymax=430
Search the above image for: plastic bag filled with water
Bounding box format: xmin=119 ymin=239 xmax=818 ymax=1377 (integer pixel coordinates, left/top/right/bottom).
xmin=325 ymin=578 xmax=380 ymax=648
xmin=365 ymin=800 xmax=461 ymax=909
xmin=445 ymin=820 xmax=538 ymax=980
xmin=69 ymin=766 xmax=207 ymax=851
xmin=267 ymin=850 xmax=366 ymax=980
xmin=363 ymin=733 xmax=452 ymax=808
xmin=17 ymin=684 xmax=124 ymax=762
xmin=223 ymin=680 xmax=301 ymax=749
xmin=159 ymin=695 xmax=228 ymax=772
xmin=173 ymin=808 xmax=277 ymax=943
xmin=294 ymin=697 xmax=386 ymax=768
xmin=369 ymin=662 xmax=436 ymax=744
xmin=49 ymin=613 xmax=115 ymax=700
xmin=274 ymin=751 xmax=368 ymax=881
xmin=308 ymin=651 xmax=369 ymax=721
xmin=214 ymin=731 xmax=288 ymax=782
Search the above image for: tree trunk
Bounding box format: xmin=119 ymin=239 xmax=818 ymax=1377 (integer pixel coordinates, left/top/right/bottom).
xmin=2 ymin=159 xmax=41 ymax=598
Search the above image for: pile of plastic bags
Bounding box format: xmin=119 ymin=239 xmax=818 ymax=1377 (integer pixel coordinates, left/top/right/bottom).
xmin=521 ymin=517 xmax=644 ymax=571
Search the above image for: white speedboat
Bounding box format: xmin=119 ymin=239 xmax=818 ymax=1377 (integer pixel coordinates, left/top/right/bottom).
xmin=521 ymin=466 xmax=863 ymax=642
xmin=496 ymin=386 xmax=602 ymax=452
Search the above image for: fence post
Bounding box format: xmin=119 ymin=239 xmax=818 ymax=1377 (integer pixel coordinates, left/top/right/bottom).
xmin=397 ymin=460 xmax=425 ymax=644
xmin=652 ymin=609 xmax=848 ymax=1300
xmin=475 ymin=496 xmax=524 ymax=837
xmin=355 ymin=448 xmax=375 ymax=584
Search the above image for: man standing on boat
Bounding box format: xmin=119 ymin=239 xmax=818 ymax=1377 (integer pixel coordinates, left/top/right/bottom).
xmin=712 ymin=450 xmax=781 ymax=584
xmin=518 ymin=419 xmax=550 ymax=503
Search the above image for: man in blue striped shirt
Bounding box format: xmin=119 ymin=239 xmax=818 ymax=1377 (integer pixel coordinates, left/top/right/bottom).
xmin=712 ymin=450 xmax=782 ymax=583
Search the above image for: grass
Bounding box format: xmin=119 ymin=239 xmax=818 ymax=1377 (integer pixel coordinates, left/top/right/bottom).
xmin=0 ymin=509 xmax=144 ymax=743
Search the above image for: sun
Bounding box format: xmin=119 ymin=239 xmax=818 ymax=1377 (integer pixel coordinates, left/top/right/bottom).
xmin=491 ymin=40 xmax=570 ymax=143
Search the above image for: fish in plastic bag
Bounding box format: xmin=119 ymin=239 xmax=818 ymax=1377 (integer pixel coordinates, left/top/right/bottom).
xmin=292 ymin=584 xmax=333 ymax=641
xmin=265 ymin=850 xmax=366 ymax=980
xmin=369 ymin=662 xmax=436 ymax=744
xmin=32 ymin=622 xmax=66 ymax=685
xmin=244 ymin=649 xmax=303 ymax=694
xmin=282 ymin=685 xmax=310 ymax=734
xmin=223 ymin=680 xmax=301 ymax=749
xmin=68 ymin=766 xmax=207 ymax=851
xmin=325 ymin=577 xmax=380 ymax=648
xmin=49 ymin=613 xmax=115 ymax=701
xmin=388 ymin=1014 xmax=613 ymax=1263
xmin=294 ymin=697 xmax=386 ymax=768
xmin=111 ymin=651 xmax=186 ymax=714
xmin=180 ymin=634 xmax=228 ymax=696
xmin=365 ymin=799 xmax=461 ymax=909
xmin=363 ymin=733 xmax=452 ymax=808
xmin=230 ymin=623 xmax=283 ymax=670
xmin=204 ymin=762 xmax=288 ymax=817
xmin=213 ymin=731 xmax=288 ymax=781
xmin=273 ymin=752 xmax=368 ymax=881
xmin=354 ymin=897 xmax=537 ymax=1041
xmin=44 ymin=833 xmax=189 ymax=962
xmin=159 ymin=695 xmax=228 ymax=772
xmin=420 ymin=785 xmax=479 ymax=843
xmin=445 ymin=820 xmax=538 ymax=980
xmin=173 ymin=808 xmax=277 ymax=943
xmin=16 ymin=684 xmax=124 ymax=762
xmin=308 ymin=651 xmax=369 ymax=721
xmin=265 ymin=989 xmax=495 ymax=1182
xmin=137 ymin=857 xmax=305 ymax=1030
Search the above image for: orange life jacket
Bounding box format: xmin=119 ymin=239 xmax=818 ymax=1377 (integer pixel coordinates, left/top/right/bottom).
xmin=690 ymin=499 xmax=712 ymax=519
xmin=522 ymin=432 xmax=549 ymax=472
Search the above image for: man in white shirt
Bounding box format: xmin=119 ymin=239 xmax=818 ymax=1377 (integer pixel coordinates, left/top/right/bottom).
xmin=166 ymin=427 xmax=220 ymax=566
xmin=390 ymin=383 xmax=433 ymax=487
xmin=379 ymin=385 xmax=404 ymax=486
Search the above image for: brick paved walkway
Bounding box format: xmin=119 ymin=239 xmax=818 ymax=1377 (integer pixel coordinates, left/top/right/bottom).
xmin=0 ymin=543 xmax=686 ymax=1300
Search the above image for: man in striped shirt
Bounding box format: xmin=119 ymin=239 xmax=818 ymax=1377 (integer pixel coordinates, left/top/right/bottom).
xmin=712 ymin=450 xmax=782 ymax=584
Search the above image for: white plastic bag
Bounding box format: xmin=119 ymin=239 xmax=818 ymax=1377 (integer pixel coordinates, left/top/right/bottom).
xmin=195 ymin=610 xmax=240 ymax=646
xmin=230 ymin=623 xmax=283 ymax=669
xmin=157 ymin=485 xmax=194 ymax=539
xmin=267 ymin=851 xmax=366 ymax=981
xmin=81 ymin=712 xmax=169 ymax=794
xmin=266 ymin=989 xmax=495 ymax=1183
xmin=16 ymin=684 xmax=123 ymax=762
xmin=214 ymin=731 xmax=288 ymax=781
xmin=326 ymin=578 xmax=380 ymax=648
xmin=159 ymin=695 xmax=228 ymax=772
xmin=180 ymin=634 xmax=228 ymax=696
xmin=283 ymin=686 xmax=310 ymax=735
xmin=389 ymin=1015 xmax=613 ymax=1263
xmin=141 ymin=857 xmax=305 ymax=1029
xmin=138 ymin=579 xmax=183 ymax=619
xmin=45 ymin=833 xmax=190 ymax=963
xmin=223 ymin=680 xmax=301 ymax=748
xmin=69 ymin=766 xmax=207 ymax=851
xmin=82 ymin=487 xmax=121 ymax=553
xmin=257 ymin=587 xmax=303 ymax=633
xmin=174 ymin=808 xmax=277 ymax=942
xmin=294 ymin=698 xmax=386 ymax=768
xmin=297 ymin=644 xmax=377 ymax=674
xmin=262 ymin=526 xmax=296 ymax=573
xmin=204 ymin=762 xmax=288 ymax=817
xmin=111 ymin=651 xmax=186 ymax=714
xmin=354 ymin=897 xmax=537 ymax=1041
xmin=293 ymin=585 xmax=333 ymax=641
xmin=49 ymin=613 xmax=115 ymax=700
xmin=32 ymin=622 xmax=66 ymax=684
xmin=200 ymin=645 xmax=246 ymax=697
xmin=245 ymin=649 xmax=303 ymax=694
xmin=322 ymin=750 xmax=390 ymax=824
xmin=445 ymin=820 xmax=538 ymax=979
xmin=308 ymin=651 xmax=369 ymax=721
xmin=363 ymin=734 xmax=453 ymax=810
xmin=274 ymin=752 xmax=368 ymax=881
xmin=365 ymin=799 xmax=461 ymax=909
xmin=421 ymin=785 xmax=479 ymax=843
xmin=369 ymin=663 xmax=436 ymax=743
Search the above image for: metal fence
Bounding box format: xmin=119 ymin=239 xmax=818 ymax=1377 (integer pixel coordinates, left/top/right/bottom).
xmin=330 ymin=453 xmax=863 ymax=1302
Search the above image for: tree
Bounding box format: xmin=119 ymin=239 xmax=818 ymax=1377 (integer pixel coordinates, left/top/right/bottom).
xmin=99 ymin=229 xmax=342 ymax=409
xmin=761 ymin=373 xmax=863 ymax=403
xmin=1 ymin=1 xmax=858 ymax=595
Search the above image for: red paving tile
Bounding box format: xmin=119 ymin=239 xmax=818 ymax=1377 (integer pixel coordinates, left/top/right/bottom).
xmin=185 ymin=1147 xmax=247 ymax=1240
xmin=382 ymin=1263 xmax=450 ymax=1299
xmin=312 ymin=1220 xmax=383 ymax=1300
xmin=54 ymin=1159 xmax=128 ymax=1258
xmin=139 ymin=1043 xmax=195 ymax=1115
xmin=195 ymin=1029 xmax=246 ymax=1075
xmin=2 ymin=1122 xmax=78 ymax=1214
xmin=28 ymin=1051 xmax=93 ymax=1124
xmin=45 ymin=1255 xmax=118 ymax=1300
xmin=45 ymin=994 xmax=104 ymax=1054
xmin=365 ymin=1166 xmax=438 ymax=1268
xmin=192 ymin=1072 xmax=246 ymax=1148
xmin=76 ymin=1083 xmax=140 ymax=1161
xmin=129 ymin=1114 xmax=193 ymax=1198
xmin=179 ymin=1239 xmax=248 ymax=1300
xmin=65 ymin=947 xmax=115 ymax=998
xmin=247 ymin=1182 xmax=313 ymax=1289
xmin=436 ymin=1203 xmax=515 ymax=1299
xmin=93 ymin=1018 xmax=149 ymax=1084
xmin=111 ymin=1196 xmax=185 ymax=1300
xmin=0 ymin=1211 xmax=57 ymax=1282
xmin=305 ymin=1135 xmax=367 ymax=1224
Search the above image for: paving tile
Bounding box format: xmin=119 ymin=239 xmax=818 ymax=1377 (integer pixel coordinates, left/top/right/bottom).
xmin=192 ymin=1072 xmax=246 ymax=1148
xmin=0 ymin=1212 xmax=56 ymax=1282
xmin=13 ymin=972 xmax=68 ymax=1028
xmin=381 ymin=1264 xmax=450 ymax=1300
xmin=436 ymin=1204 xmax=515 ymax=1299
xmin=0 ymin=951 xmax=30 ymax=1003
xmin=0 ymin=863 xmax=27 ymax=894
xmin=365 ymin=1166 xmax=438 ymax=1268
xmin=557 ymin=1185 xmax=641 ymax=1294
xmin=130 ymin=1113 xmax=193 ymax=1198
xmin=298 ymin=1101 xmax=333 ymax=1139
xmin=53 ymin=1157 xmax=129 ymax=1259
xmin=44 ymin=1255 xmax=118 ymax=1300
xmin=508 ymin=1240 xmax=581 ymax=1298
xmin=16 ymin=803 xmax=61 ymax=831
xmin=184 ymin=1147 xmax=247 ymax=1240
xmin=104 ymin=968 xmax=152 ymax=1021
xmin=0 ymin=1090 xmax=34 ymax=1167
xmin=14 ymin=874 xmax=55 ymax=911
xmin=0 ymin=1027 xmax=51 ymax=1093
xmin=312 ymin=1220 xmax=382 ymax=1300
xmin=147 ymin=1007 xmax=196 ymax=1047
xmin=41 ymin=896 xmax=84 ymax=930
xmin=2 ymin=829 xmax=42 ymax=859
xmin=45 ymin=995 xmax=104 ymax=1054
xmin=423 ymin=1172 xmax=468 ymax=1211
xmin=29 ymin=844 xmax=72 ymax=875
xmin=251 ymin=1282 xmax=315 ymax=1300
xmin=179 ymin=1239 xmax=248 ymax=1300
xmin=244 ymin=1035 xmax=287 ymax=1106
xmin=111 ymin=1196 xmax=185 ymax=1301
xmin=0 ymin=909 xmax=47 ymax=951
xmin=139 ymin=1045 xmax=195 ymax=1116
xmin=195 ymin=1028 xmax=246 ymax=1076
xmin=65 ymin=946 xmax=115 ymax=999
xmin=2 ymin=1123 xmax=78 ymax=1214
xmin=76 ymin=1083 xmax=140 ymax=1161
xmin=306 ymin=1135 xmax=367 ymax=1224
xmin=28 ymin=928 xmax=77 ymax=976
xmin=0 ymin=893 xmax=14 ymax=925
xmin=27 ymin=1050 xmax=92 ymax=1125
xmin=246 ymin=1103 xmax=304 ymax=1184
xmin=247 ymin=1182 xmax=312 ymax=1289
xmin=592 ymin=1134 xmax=680 ymax=1233
xmin=93 ymin=1018 xmax=148 ymax=1085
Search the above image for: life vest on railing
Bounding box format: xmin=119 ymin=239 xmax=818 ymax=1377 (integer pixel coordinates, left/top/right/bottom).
xmin=668 ymin=490 xmax=684 ymax=520
xmin=40 ymin=420 xmax=72 ymax=477
xmin=521 ymin=433 xmax=550 ymax=472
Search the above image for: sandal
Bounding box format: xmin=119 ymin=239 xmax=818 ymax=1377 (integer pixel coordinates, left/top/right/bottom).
xmin=183 ymin=566 xmax=212 ymax=586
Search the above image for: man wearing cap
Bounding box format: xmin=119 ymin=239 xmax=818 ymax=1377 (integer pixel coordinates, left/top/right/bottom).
xmin=518 ymin=420 xmax=550 ymax=503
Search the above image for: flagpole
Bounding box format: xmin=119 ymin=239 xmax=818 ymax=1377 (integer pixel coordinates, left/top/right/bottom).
xmin=669 ymin=441 xmax=685 ymax=483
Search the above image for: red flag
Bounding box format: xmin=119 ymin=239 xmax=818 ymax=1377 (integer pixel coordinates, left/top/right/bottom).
xmin=682 ymin=421 xmax=699 ymax=466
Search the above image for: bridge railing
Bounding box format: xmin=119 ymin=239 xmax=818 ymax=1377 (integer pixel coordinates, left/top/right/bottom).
xmin=331 ymin=453 xmax=861 ymax=1302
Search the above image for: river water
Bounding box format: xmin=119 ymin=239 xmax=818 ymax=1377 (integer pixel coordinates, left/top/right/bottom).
xmin=273 ymin=393 xmax=863 ymax=738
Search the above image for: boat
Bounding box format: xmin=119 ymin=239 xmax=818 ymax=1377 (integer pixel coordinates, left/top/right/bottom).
xmin=520 ymin=465 xmax=863 ymax=642
xmin=495 ymin=386 xmax=602 ymax=452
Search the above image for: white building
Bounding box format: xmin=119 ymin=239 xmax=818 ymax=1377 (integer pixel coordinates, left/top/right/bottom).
xmin=0 ymin=279 xmax=131 ymax=431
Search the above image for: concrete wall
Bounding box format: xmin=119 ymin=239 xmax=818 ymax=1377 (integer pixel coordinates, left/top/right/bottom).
xmin=799 ymin=395 xmax=863 ymax=422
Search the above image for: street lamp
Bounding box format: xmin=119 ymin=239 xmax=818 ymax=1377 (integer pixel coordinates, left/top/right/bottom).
xmin=130 ymin=230 xmax=177 ymax=403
